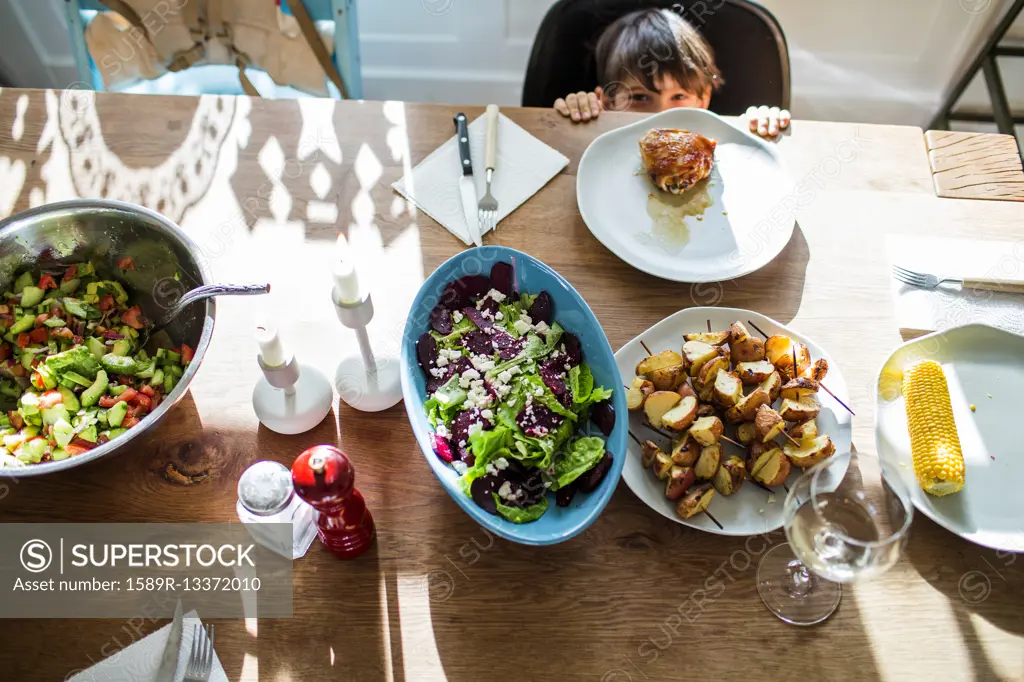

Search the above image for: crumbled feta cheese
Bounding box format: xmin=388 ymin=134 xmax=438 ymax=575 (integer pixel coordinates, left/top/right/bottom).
xmin=543 ymin=481 xmax=552 ymax=488
xmin=507 ymin=366 xmax=521 ymax=376
xmin=495 ymin=311 xmax=504 ymax=321
xmin=497 ymin=481 xmax=513 ymax=499
xmin=519 ymin=312 xmax=533 ymax=325
xmin=435 ymin=425 xmax=450 ymax=438
xmin=534 ymin=387 xmax=544 ymax=397
xmin=458 ymin=440 xmax=467 ymax=447
xmin=487 ymin=289 xmax=507 ymax=303
xmin=564 ymin=364 xmax=571 ymax=371
xmin=534 ymin=321 xmax=551 ymax=335
xmin=513 ymin=319 xmax=531 ymax=335
xmin=560 ymin=344 xmax=566 ymax=352
xmin=495 ymin=457 xmax=509 ymax=470
xmin=453 ymin=310 xmax=464 ymax=323
xmin=498 ymin=370 xmax=512 ymax=384
xmin=462 ymin=368 xmax=481 ymax=381
xmin=429 ymin=367 xmax=446 ymax=378
xmin=496 ymin=385 xmax=511 ymax=398
xmin=459 ymin=375 xmax=473 ymax=389
xmin=471 ymin=355 xmax=496 ymax=372
xmin=453 ymin=461 xmax=468 ymax=475
xmin=481 ymin=409 xmax=494 ymax=420
xmin=468 ymin=422 xmax=484 ymax=438
xmin=485 ymin=463 xmax=497 ymax=475
xmin=435 ymin=356 xmax=449 ymax=368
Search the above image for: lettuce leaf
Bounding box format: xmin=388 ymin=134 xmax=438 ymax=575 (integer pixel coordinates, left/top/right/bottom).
xmin=543 ymin=322 xmax=564 ymax=353
xmin=469 ymin=426 xmax=513 ymax=459
xmin=519 ymin=293 xmax=537 ymax=310
xmin=430 ymin=317 xmax=477 ymax=348
xmin=568 ymin=362 xmax=594 ymax=405
xmin=494 ymin=495 xmax=549 ymax=524
xmin=456 ymin=447 xmax=507 ymax=496
xmin=424 ymin=376 xmax=466 ymax=426
xmin=549 ymin=437 xmax=606 ymax=490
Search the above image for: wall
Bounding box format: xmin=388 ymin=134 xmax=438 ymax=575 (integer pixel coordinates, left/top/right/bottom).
xmin=0 ymin=0 xmax=1022 ymax=129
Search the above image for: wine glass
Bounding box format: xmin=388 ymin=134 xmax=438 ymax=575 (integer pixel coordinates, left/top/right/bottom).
xmin=756 ymin=451 xmax=913 ymax=625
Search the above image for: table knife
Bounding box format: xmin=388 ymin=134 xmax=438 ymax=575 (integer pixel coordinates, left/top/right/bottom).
xmin=454 ymin=112 xmax=482 ymax=247
xmin=154 ymin=600 xmax=184 ymax=682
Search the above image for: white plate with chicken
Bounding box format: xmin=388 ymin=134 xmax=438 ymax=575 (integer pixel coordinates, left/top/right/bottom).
xmin=616 ymin=308 xmax=853 ymax=536
xmin=577 ymin=108 xmax=794 ymax=283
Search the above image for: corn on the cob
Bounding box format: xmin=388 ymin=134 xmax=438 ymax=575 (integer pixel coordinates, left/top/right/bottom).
xmin=902 ymin=360 xmax=965 ymax=496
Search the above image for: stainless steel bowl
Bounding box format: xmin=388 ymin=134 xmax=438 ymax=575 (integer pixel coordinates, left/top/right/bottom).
xmin=0 ymin=199 xmax=215 ymax=477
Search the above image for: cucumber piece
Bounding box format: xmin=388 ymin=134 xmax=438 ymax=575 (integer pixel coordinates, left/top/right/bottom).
xmin=51 ymin=448 xmax=70 ymax=461
xmin=106 ymin=401 xmax=129 ymax=428
xmin=57 ymin=386 xmax=80 ymax=412
xmin=20 ymin=286 xmax=44 ymax=307
xmin=134 ymin=359 xmax=154 ymax=379
xmin=86 ymin=337 xmax=106 ymax=361
xmin=16 ymin=438 xmax=48 ymax=464
xmin=20 ymin=353 xmax=34 ymax=370
xmin=13 ymin=272 xmax=33 ymax=294
xmin=77 ymin=425 xmax=98 ymax=443
xmin=37 ymin=366 xmax=57 ymax=390
xmin=63 ymin=371 xmax=93 ymax=388
xmin=108 ymin=384 xmax=128 ymax=397
xmin=150 ymin=368 xmax=165 ymax=387
xmin=18 ymin=392 xmax=39 ymax=417
xmin=101 ymin=428 xmax=127 ymax=440
xmin=43 ymin=316 xmax=66 ymax=328
xmin=9 ymin=314 xmax=35 ymax=335
xmin=59 ymin=278 xmax=80 ymax=294
xmin=163 ymin=373 xmax=176 ymax=394
xmin=111 ymin=339 xmax=131 ymax=356
xmin=159 ymin=349 xmax=182 ymax=366
xmin=81 ymin=370 xmax=109 ymax=408
xmin=100 ymin=353 xmax=136 ymax=376
xmin=42 ymin=405 xmax=71 ymax=426
xmin=62 ymin=298 xmax=102 ymax=321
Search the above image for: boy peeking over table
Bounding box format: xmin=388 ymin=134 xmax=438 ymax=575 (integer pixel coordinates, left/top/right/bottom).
xmin=554 ymin=8 xmax=791 ymax=139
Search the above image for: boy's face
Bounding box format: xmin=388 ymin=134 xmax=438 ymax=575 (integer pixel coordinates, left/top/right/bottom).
xmin=605 ymin=75 xmax=711 ymax=114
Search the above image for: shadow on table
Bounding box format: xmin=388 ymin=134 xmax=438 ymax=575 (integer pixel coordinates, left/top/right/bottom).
xmin=905 ymin=515 xmax=1024 ymax=680
xmin=721 ymin=222 xmax=809 ymax=324
xmin=423 ymin=483 xmax=881 ymax=682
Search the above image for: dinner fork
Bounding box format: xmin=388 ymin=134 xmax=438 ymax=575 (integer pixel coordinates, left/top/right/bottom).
xmin=184 ymin=623 xmax=215 ymax=682
xmin=477 ymin=104 xmax=500 ymax=236
xmin=892 ymin=265 xmax=1024 ymax=294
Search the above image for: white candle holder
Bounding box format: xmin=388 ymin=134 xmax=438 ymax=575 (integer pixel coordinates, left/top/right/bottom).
xmin=332 ymin=289 xmax=403 ymax=412
xmin=252 ymin=328 xmax=334 ymax=434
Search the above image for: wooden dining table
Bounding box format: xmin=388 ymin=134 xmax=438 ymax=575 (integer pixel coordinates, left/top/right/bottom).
xmin=0 ymin=87 xmax=1022 ymax=682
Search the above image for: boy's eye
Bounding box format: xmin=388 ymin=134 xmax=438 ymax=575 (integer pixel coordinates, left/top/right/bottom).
xmin=631 ymin=94 xmax=650 ymax=102
xmin=672 ymin=93 xmax=692 ymax=101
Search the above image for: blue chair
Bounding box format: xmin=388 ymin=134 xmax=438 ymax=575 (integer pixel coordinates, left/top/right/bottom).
xmin=62 ymin=0 xmax=362 ymax=99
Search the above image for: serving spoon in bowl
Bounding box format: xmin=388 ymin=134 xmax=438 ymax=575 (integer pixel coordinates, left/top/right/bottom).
xmin=140 ymin=282 xmax=270 ymax=347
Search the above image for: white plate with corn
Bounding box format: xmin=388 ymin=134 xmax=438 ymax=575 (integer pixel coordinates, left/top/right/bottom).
xmin=876 ymin=324 xmax=1024 ymax=553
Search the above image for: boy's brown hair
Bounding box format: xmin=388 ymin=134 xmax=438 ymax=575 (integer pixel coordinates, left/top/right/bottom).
xmin=596 ymin=9 xmax=723 ymax=96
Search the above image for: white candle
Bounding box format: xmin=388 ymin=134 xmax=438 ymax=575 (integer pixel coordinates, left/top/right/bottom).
xmin=255 ymin=324 xmax=288 ymax=367
xmin=333 ymin=234 xmax=361 ymax=304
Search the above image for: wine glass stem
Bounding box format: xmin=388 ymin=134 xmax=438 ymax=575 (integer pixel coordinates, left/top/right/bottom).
xmin=785 ymin=559 xmax=814 ymax=597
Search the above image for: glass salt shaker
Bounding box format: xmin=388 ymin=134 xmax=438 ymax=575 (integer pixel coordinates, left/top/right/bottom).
xmin=237 ymin=460 xmax=318 ymax=560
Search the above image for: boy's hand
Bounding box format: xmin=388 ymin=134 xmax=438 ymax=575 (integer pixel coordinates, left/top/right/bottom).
xmin=746 ymin=105 xmax=791 ymax=138
xmin=555 ymin=86 xmax=604 ymax=122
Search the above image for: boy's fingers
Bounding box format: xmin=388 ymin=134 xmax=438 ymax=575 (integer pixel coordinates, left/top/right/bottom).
xmin=746 ymin=105 xmax=759 ymax=131
xmin=587 ymin=91 xmax=602 ymax=118
xmin=757 ymin=105 xmax=770 ymax=136
xmin=554 ymin=98 xmax=570 ymax=117
xmin=576 ymin=92 xmax=592 ymax=121
xmin=768 ymin=107 xmax=780 ymax=136
xmin=779 ymin=109 xmax=792 ymax=129
xmin=566 ymin=93 xmax=581 ymax=121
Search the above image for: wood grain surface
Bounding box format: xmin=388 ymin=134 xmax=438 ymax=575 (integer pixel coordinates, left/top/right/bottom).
xmin=924 ymin=130 xmax=1024 ymax=202
xmin=0 ymin=88 xmax=1022 ymax=682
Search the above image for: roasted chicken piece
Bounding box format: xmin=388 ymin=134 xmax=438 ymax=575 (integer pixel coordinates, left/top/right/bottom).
xmin=639 ymin=129 xmax=716 ymax=194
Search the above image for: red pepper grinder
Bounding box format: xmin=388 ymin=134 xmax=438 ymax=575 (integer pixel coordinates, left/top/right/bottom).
xmin=291 ymin=445 xmax=376 ymax=559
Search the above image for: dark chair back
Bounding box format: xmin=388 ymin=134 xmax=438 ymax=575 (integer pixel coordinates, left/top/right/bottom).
xmin=522 ymin=0 xmax=789 ymax=116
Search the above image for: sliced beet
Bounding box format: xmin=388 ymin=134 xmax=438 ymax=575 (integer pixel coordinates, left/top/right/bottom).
xmin=556 ymin=481 xmax=578 ymax=507
xmin=461 ymin=306 xmax=494 ymax=330
xmin=416 ymin=333 xmax=438 ymax=372
xmin=440 ymin=282 xmax=468 ymax=310
xmin=433 ymin=435 xmax=455 ymax=463
xmin=516 ymin=403 xmax=562 ymax=438
xmin=490 ymin=262 xmax=514 ymax=297
xmin=460 ymin=445 xmax=475 ymax=466
xmin=577 ymin=451 xmax=614 ymax=493
xmin=455 ymin=274 xmax=491 ymax=300
xmin=451 ymin=408 xmax=491 ymax=449
xmin=478 ymin=297 xmax=500 ymax=316
xmin=462 ymin=330 xmax=493 ymax=356
xmin=539 ymin=362 xmax=568 ymax=399
xmin=561 ymin=333 xmax=582 ymax=367
xmin=528 ymin=291 xmax=553 ymax=325
xmin=471 ymin=477 xmax=500 ymax=515
xmin=430 ymin=304 xmax=453 ymax=335
xmin=590 ymin=401 xmax=615 ymax=437
xmin=498 ymin=338 xmax=525 ymax=360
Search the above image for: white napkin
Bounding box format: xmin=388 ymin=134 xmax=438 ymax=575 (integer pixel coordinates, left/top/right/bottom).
xmin=887 ymin=235 xmax=1024 ymax=338
xmin=68 ymin=610 xmax=227 ymax=682
xmin=392 ymin=112 xmax=569 ymax=245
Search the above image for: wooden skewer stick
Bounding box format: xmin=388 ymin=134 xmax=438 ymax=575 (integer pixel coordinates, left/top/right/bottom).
xmin=704 ymin=509 xmax=724 ymax=529
xmin=707 ymin=319 xmax=712 ymax=333
xmin=641 ymin=421 xmax=674 ymax=440
xmin=750 ymin=479 xmax=774 ymax=494
xmin=782 ymin=430 xmax=802 ymax=447
xmin=640 ymin=340 xmax=653 ymax=356
xmin=721 ymin=435 xmax=743 ymax=448
xmin=747 ymin=319 xmax=855 ymax=417
xmin=628 ymin=430 xmax=643 ymax=446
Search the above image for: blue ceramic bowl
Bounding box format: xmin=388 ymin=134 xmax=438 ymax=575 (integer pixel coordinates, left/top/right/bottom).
xmin=400 ymin=247 xmax=627 ymax=545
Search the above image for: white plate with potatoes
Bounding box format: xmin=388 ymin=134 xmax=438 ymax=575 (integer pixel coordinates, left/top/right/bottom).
xmin=616 ymin=307 xmax=853 ymax=536
xmin=875 ymin=324 xmax=1024 ymax=553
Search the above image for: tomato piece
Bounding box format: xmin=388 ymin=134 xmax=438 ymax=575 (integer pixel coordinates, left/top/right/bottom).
xmin=0 ymin=345 xmax=10 ymax=362
xmin=181 ymin=344 xmax=194 ymax=365
xmin=98 ymin=295 xmax=115 ymax=312
xmin=29 ymin=328 xmax=48 ymax=344
xmin=34 ymin=314 xmax=49 ymax=327
xmin=30 ymin=372 xmax=45 ymax=390
xmin=131 ymin=394 xmax=152 ymax=413
xmin=62 ymin=264 xmax=78 ymax=282
xmin=8 ymin=411 xmax=24 ymax=430
xmin=140 ymin=384 xmax=157 ymax=398
xmin=50 ymin=327 xmax=74 ymax=341
xmin=38 ymin=390 xmax=63 ymax=409
xmin=98 ymin=396 xmax=117 ymax=408
xmin=117 ymin=375 xmax=133 ymax=386
xmin=122 ymin=306 xmax=145 ymax=329
xmin=116 ymin=257 xmax=136 ymax=271
xmin=65 ymin=442 xmax=93 ymax=456
xmin=16 ymin=333 xmax=30 ymax=348
xmin=38 ymin=274 xmax=57 ymax=290
xmin=122 ymin=416 xmax=141 ymax=428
